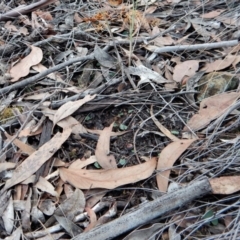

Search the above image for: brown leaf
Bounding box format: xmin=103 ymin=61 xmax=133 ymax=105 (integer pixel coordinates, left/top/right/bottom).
xmin=210 ymin=176 xmax=240 ymax=194
xmin=43 ymin=107 xmax=87 ymax=137
xmin=173 ymin=60 xmax=199 ymax=82
xmin=3 ymin=128 xmax=72 ymax=191
xmin=35 ymin=176 xmax=59 ymax=197
xmin=95 ymin=123 xmax=117 ymax=169
xmin=202 ymin=54 xmax=236 ymax=73
xmin=10 ymin=45 xmax=43 ymax=82
xmin=157 ymin=140 xmax=196 ymax=192
xmin=84 ymin=207 xmax=97 ymax=232
xmin=108 ymin=0 xmax=123 ymax=6
xmin=69 ymin=156 xmax=97 ymax=170
xmin=200 ymin=9 xmax=225 ymax=19
xmin=53 ymin=95 xmax=96 ymax=127
xmin=4 ymin=132 xmax=36 ymax=155
xmin=150 ymin=106 xmax=179 ymax=142
xmin=183 ymin=92 xmax=240 ymax=132
xmin=59 ymin=157 xmax=157 ymax=189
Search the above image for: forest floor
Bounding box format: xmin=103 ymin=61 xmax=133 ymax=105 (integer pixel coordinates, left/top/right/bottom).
xmin=0 ymin=0 xmax=240 ymax=239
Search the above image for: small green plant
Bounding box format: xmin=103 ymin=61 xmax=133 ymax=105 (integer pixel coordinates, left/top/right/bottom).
xmin=203 ymin=209 xmax=219 ymax=226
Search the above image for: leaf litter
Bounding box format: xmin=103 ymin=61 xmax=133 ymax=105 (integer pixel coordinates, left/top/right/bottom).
xmin=0 ymin=0 xmax=240 ymax=239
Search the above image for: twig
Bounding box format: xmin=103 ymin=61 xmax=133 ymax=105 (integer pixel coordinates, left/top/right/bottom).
xmin=0 ymin=0 xmax=57 ymax=21
xmin=73 ymin=178 xmax=212 ymax=240
xmin=24 ymin=201 xmax=113 ymax=238
xmin=0 ymin=46 xmax=109 ymax=95
xmin=147 ymin=40 xmax=239 ymax=54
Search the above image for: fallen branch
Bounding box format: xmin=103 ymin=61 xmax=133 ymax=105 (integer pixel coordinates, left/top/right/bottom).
xmin=0 ymin=45 xmax=111 ymax=96
xmin=147 ymin=39 xmax=239 ymax=54
xmin=73 ymin=178 xmax=212 ymax=240
xmin=0 ymin=0 xmax=57 ymax=21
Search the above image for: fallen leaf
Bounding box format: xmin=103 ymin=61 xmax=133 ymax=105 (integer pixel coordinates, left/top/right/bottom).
xmin=210 ymin=176 xmax=240 ymax=194
xmin=94 ymin=45 xmax=117 ymax=69
xmin=3 ymin=128 xmax=72 ymax=191
xmin=157 ymin=140 xmax=196 ymax=192
xmin=54 ymin=188 xmax=85 ymax=220
xmin=128 ymin=65 xmax=168 ymax=85
xmin=69 ymin=156 xmax=97 ymax=170
xmin=10 ymin=45 xmax=43 ymax=82
xmin=35 ymin=176 xmax=59 ymax=197
xmin=21 ymin=189 xmax=31 ymax=231
xmin=108 ymin=0 xmax=122 ymax=6
xmin=202 ymin=54 xmax=236 ymax=73
xmin=150 ymin=106 xmax=179 ymax=141
xmin=0 ymin=162 xmax=16 ymax=172
xmin=123 ymin=223 xmax=163 ymax=240
xmin=95 ymin=123 xmax=117 ymax=169
xmin=55 ymin=215 xmax=82 ymax=237
xmin=183 ymin=92 xmax=240 ymax=132
xmin=173 ymin=60 xmax=199 ymax=82
xmin=4 ymin=132 xmax=36 ymax=155
xmin=60 ymin=157 xmax=157 ymax=189
xmin=3 ymin=195 xmax=14 ymax=234
xmin=53 ymin=95 xmax=96 ymax=127
xmin=84 ymin=207 xmax=97 ymax=232
xmin=200 ymin=9 xmax=225 ymax=19
xmin=43 ymin=107 xmax=87 ymax=137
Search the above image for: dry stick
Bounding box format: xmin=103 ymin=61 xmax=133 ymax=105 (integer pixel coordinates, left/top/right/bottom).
xmin=51 ymin=78 xmax=121 ymax=109
xmin=148 ymin=39 xmax=239 ymax=54
xmin=73 ymin=178 xmax=212 ymax=240
xmin=0 ymin=45 xmax=113 ymax=96
xmin=0 ymin=0 xmax=57 ymax=21
xmin=0 ymin=54 xmax=95 ymax=95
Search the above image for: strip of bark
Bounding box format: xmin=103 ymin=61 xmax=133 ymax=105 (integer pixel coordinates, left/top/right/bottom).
xmin=73 ymin=178 xmax=212 ymax=240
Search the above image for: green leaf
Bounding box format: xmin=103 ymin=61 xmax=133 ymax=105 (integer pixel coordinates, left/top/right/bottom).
xmin=203 ymin=209 xmax=214 ymax=219
xmin=119 ymin=124 xmax=128 ymax=130
xmin=203 ymin=209 xmax=218 ymax=226
xmin=94 ymin=162 xmax=101 ymax=169
xmin=85 ymin=115 xmax=92 ymax=121
xmin=211 ymin=218 xmax=219 ymax=226
xmin=118 ymin=158 xmax=127 ymax=166
xmin=171 ymin=130 xmax=179 ymax=135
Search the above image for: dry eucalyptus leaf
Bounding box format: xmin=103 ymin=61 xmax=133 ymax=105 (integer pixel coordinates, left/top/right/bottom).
xmin=54 ymin=188 xmax=86 ymax=220
xmin=202 ymin=54 xmax=236 ymax=73
xmin=173 ymin=60 xmax=199 ymax=82
xmin=3 ymin=195 xmax=14 ymax=234
xmin=10 ymin=45 xmax=43 ymax=82
xmin=60 ymin=157 xmax=157 ymax=189
xmin=128 ymin=65 xmax=168 ymax=85
xmin=3 ymin=128 xmax=72 ymax=191
xmin=123 ymin=223 xmax=163 ymax=240
xmin=53 ymin=95 xmax=96 ymax=127
xmin=157 ymin=139 xmax=196 ymax=192
xmin=69 ymin=156 xmax=97 ymax=170
xmin=183 ymin=92 xmax=240 ymax=132
xmin=95 ymin=122 xmax=117 ymax=169
xmin=4 ymin=132 xmax=36 ymax=156
xmin=94 ymin=44 xmax=117 ymax=69
xmin=35 ymin=176 xmax=59 ymax=197
xmin=54 ymin=215 xmax=82 ymax=237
